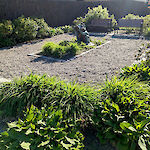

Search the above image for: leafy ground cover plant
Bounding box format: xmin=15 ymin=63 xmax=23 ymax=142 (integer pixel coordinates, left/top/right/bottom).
xmin=73 ymin=5 xmax=117 ymax=28
xmin=0 ymin=105 xmax=84 ymax=150
xmin=120 ymin=61 xmax=150 ymax=81
xmin=0 ymin=73 xmax=98 ymax=122
xmin=92 ymin=77 xmax=150 ymax=150
xmin=42 ymin=39 xmax=101 ymax=59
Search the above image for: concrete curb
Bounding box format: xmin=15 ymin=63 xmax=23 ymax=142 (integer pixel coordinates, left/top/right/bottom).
xmin=0 ymin=77 xmax=11 ymax=83
xmin=27 ymin=41 xmax=111 ymax=63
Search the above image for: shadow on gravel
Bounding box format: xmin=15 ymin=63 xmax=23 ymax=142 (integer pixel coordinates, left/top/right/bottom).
xmin=89 ymin=33 xmax=107 ymax=37
xmin=111 ymin=34 xmax=143 ymax=40
xmin=30 ymin=57 xmax=57 ymax=64
xmin=0 ymin=39 xmax=43 ymax=51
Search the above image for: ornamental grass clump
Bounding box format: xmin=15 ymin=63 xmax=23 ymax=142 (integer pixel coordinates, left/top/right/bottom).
xmin=0 ymin=73 xmax=98 ymax=121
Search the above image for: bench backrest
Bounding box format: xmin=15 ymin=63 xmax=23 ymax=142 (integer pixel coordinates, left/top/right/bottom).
xmin=118 ymin=19 xmax=143 ymax=28
xmin=90 ymin=19 xmax=112 ymax=27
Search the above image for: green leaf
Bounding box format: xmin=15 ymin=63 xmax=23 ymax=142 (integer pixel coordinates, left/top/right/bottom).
xmin=61 ymin=141 xmax=72 ymax=149
xmin=137 ymin=119 xmax=150 ymax=130
xmin=120 ymin=121 xmax=136 ymax=132
xmin=138 ymin=136 xmax=147 ymax=150
xmin=25 ymin=128 xmax=32 ymax=135
xmin=112 ymin=102 xmax=120 ymax=112
xmin=30 ymin=123 xmax=35 ymax=130
xmin=26 ymin=113 xmax=34 ymax=122
xmin=65 ymin=136 xmax=76 ymax=145
xmin=8 ymin=122 xmax=18 ymax=128
xmin=38 ymin=140 xmax=49 ymax=147
xmin=0 ymin=131 xmax=9 ymax=136
xmin=20 ymin=142 xmax=31 ymax=150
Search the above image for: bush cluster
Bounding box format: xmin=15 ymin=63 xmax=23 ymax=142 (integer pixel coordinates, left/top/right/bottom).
xmin=42 ymin=40 xmax=97 ymax=59
xmin=0 ymin=16 xmax=73 ymax=48
xmin=73 ymin=5 xmax=117 ymax=28
xmin=0 ymin=57 xmax=150 ymax=150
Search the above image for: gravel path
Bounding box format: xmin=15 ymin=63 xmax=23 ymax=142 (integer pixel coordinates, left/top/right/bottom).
xmin=0 ymin=34 xmax=149 ymax=84
xmin=0 ymin=34 xmax=149 ymax=150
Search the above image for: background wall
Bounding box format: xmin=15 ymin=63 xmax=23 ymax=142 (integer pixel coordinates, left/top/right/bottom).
xmin=0 ymin=0 xmax=150 ymax=26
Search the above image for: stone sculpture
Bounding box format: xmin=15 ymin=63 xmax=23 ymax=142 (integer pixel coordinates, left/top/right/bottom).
xmin=74 ymin=23 xmax=90 ymax=44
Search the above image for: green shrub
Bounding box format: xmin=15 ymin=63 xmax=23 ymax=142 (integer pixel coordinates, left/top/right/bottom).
xmin=0 ymin=20 xmax=13 ymax=38
xmin=0 ymin=37 xmax=15 ymax=48
xmin=0 ymin=73 xmax=98 ymax=121
xmin=34 ymin=18 xmax=51 ymax=38
xmin=42 ymin=40 xmax=96 ymax=59
xmin=120 ymin=61 xmax=150 ymax=81
xmin=0 ymin=20 xmax=15 ymax=47
xmin=0 ymin=105 xmax=84 ymax=150
xmin=13 ymin=16 xmax=38 ymax=43
xmin=122 ymin=14 xmax=141 ymax=20
xmin=59 ymin=25 xmax=73 ymax=33
xmin=73 ymin=5 xmax=117 ymax=28
xmin=92 ymin=40 xmax=102 ymax=46
xmin=92 ymin=77 xmax=150 ymax=150
xmin=143 ymin=15 xmax=150 ymax=37
xmin=54 ymin=27 xmax=64 ymax=35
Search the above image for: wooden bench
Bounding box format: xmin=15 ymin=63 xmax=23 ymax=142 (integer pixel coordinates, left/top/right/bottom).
xmin=87 ymin=19 xmax=112 ymax=33
xmin=115 ymin=19 xmax=144 ymax=35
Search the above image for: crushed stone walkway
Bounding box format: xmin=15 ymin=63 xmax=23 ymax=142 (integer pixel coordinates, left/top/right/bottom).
xmin=0 ymin=34 xmax=149 ymax=84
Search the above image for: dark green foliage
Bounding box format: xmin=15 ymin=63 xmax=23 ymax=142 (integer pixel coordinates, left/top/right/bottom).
xmin=0 ymin=73 xmax=98 ymax=121
xmin=42 ymin=40 xmax=96 ymax=59
xmin=0 ymin=20 xmax=13 ymax=38
xmin=92 ymin=77 xmax=150 ymax=150
xmin=13 ymin=16 xmax=38 ymax=43
xmin=34 ymin=18 xmax=51 ymax=38
xmin=59 ymin=25 xmax=73 ymax=33
xmin=0 ymin=20 xmax=15 ymax=47
xmin=120 ymin=61 xmax=150 ymax=81
xmin=0 ymin=105 xmax=84 ymax=150
xmin=54 ymin=27 xmax=64 ymax=35
xmin=0 ymin=16 xmax=72 ymax=48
